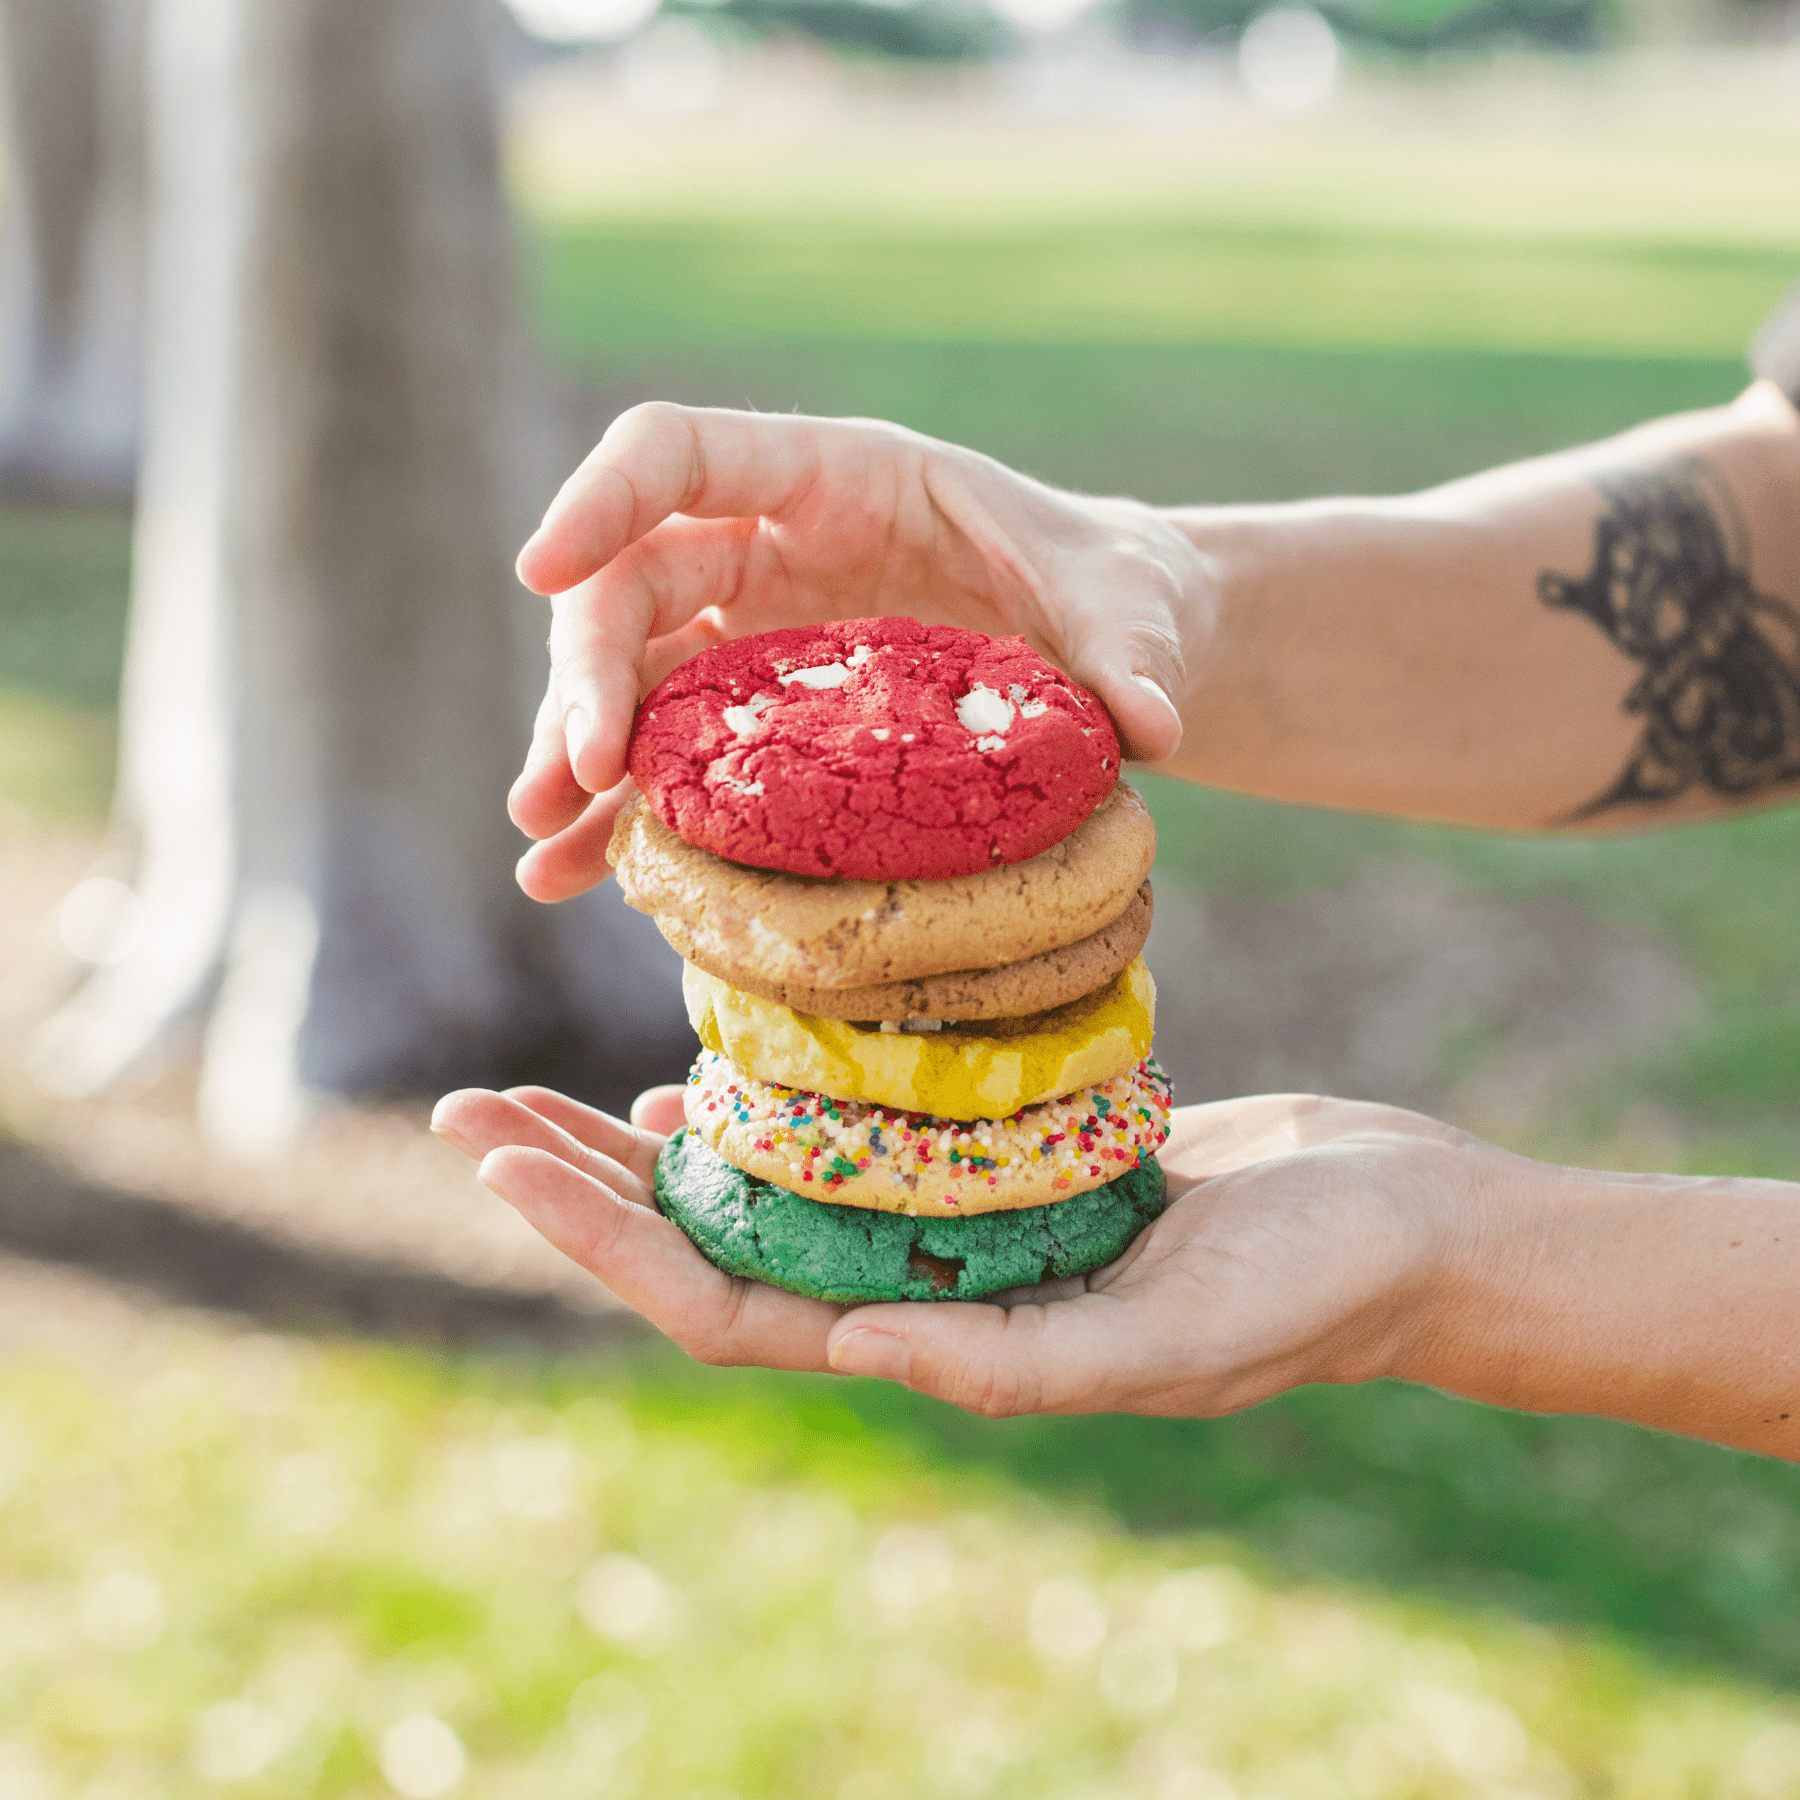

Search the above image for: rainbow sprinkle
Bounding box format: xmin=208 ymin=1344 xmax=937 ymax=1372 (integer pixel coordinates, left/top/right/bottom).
xmin=686 ymin=1048 xmax=1173 ymax=1217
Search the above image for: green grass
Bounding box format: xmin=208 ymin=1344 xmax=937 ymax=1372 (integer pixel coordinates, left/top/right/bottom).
xmin=526 ymin=331 xmax=1748 ymax=507
xmin=0 ymin=504 xmax=130 ymax=824
xmin=9 ymin=101 xmax=1800 ymax=1766
xmin=510 ymin=98 xmax=1800 ymax=257
xmin=8 ymin=1332 xmax=1800 ymax=1798
xmin=0 ymin=505 xmax=133 ymax=706
xmin=0 ymin=690 xmax=116 ymax=823
xmin=828 ymin=1365 xmax=1800 ymax=1691
xmin=532 ymin=218 xmax=1799 ymax=360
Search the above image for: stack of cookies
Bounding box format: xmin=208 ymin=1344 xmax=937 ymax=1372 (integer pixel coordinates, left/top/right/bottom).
xmin=611 ymin=617 xmax=1174 ymax=1304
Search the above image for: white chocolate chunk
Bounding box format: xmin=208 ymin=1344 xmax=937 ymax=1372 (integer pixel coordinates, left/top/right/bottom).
xmin=706 ymin=756 xmax=767 ymax=797
xmin=955 ymin=684 xmax=1014 ymax=736
xmin=721 ymin=692 xmax=779 ymax=735
xmin=780 ymin=662 xmax=852 ymax=689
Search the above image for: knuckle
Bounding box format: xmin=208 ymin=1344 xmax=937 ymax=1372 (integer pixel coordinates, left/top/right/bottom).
xmin=608 ymin=401 xmax=704 ymax=510
xmin=684 ymin=1281 xmax=755 ymax=1368
xmin=609 ymin=398 xmax=688 ymax=444
xmin=855 ymin=416 xmax=927 ymax=457
xmin=951 ymin=1358 xmax=1035 ymax=1421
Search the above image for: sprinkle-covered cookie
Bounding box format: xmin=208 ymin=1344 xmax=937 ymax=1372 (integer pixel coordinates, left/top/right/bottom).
xmin=627 ymin=618 xmax=1121 ymax=881
xmin=655 ymin=1128 xmax=1167 ymax=1303
xmin=684 ymin=1048 xmax=1174 ymax=1216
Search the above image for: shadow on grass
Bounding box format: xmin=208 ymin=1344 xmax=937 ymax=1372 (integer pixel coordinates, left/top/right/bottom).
xmin=0 ymin=1139 xmax=633 ymax=1352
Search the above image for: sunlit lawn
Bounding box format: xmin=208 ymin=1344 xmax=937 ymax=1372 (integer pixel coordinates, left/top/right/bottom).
xmin=6 ymin=74 xmax=1800 ymax=1788
xmin=9 ymin=1331 xmax=1800 ymax=1800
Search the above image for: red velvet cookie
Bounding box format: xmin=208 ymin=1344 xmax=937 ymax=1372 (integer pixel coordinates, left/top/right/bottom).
xmin=628 ymin=618 xmax=1121 ymax=880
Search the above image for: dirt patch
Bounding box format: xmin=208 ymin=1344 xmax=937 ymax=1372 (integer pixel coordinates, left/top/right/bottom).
xmin=0 ymin=823 xmax=1698 ymax=1349
xmin=0 ymin=819 xmax=639 ymax=1337
xmin=1145 ymin=865 xmax=1696 ymax=1130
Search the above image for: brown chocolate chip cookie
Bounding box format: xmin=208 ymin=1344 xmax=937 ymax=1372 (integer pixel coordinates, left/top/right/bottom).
xmin=609 ymin=781 xmax=1157 ymax=993
xmin=681 ymin=883 xmax=1153 ymax=1021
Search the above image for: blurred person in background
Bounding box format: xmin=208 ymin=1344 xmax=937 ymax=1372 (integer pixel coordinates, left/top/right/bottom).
xmin=435 ymin=282 xmax=1800 ymax=1462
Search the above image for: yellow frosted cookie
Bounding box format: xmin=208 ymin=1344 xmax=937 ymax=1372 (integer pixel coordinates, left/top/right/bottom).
xmin=683 ymin=959 xmax=1155 ymax=1122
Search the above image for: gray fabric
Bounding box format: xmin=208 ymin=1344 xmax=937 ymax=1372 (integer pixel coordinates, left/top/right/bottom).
xmin=1750 ymin=278 xmax=1800 ymax=404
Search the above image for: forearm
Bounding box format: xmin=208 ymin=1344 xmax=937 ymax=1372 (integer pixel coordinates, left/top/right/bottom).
xmin=1401 ymin=1153 xmax=1800 ymax=1459
xmin=1157 ymin=381 xmax=1800 ymax=831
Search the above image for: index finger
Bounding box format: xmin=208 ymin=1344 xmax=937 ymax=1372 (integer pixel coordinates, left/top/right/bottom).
xmin=516 ymin=402 xmax=832 ymax=597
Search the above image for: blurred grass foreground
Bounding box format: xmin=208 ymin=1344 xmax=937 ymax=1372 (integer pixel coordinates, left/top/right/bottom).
xmin=10 ymin=1327 xmax=1800 ymax=1800
xmin=5 ymin=37 xmax=1800 ymax=1800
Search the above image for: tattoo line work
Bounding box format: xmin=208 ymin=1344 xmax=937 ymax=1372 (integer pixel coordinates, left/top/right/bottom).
xmin=1538 ymin=463 xmax=1800 ymax=820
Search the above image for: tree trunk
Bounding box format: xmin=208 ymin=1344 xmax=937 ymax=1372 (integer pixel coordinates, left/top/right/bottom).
xmin=0 ymin=0 xmax=143 ymax=493
xmin=33 ymin=0 xmax=690 ymax=1150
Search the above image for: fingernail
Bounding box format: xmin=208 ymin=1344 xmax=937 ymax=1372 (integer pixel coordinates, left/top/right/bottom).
xmin=828 ymin=1329 xmax=913 ymax=1384
xmin=429 ymin=1122 xmax=475 ymax=1156
xmin=1132 ymin=672 xmax=1173 ymax=706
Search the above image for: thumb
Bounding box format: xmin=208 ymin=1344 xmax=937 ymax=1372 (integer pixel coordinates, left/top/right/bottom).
xmin=1068 ymin=611 xmax=1186 ymax=765
xmin=825 ymin=1292 xmax=1143 ymax=1419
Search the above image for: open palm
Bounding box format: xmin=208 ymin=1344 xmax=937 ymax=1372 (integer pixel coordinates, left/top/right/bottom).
xmin=430 ymin=1081 xmax=1477 ymax=1418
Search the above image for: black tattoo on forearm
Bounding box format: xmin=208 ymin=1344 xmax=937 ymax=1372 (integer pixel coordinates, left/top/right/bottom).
xmin=1538 ymin=462 xmax=1800 ymax=820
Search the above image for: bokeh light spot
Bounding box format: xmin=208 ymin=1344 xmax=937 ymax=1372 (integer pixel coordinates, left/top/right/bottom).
xmin=79 ymin=1568 xmax=165 ymax=1651
xmin=505 ymin=0 xmax=659 ymax=42
xmin=1027 ymin=1576 xmax=1107 ymax=1663
xmin=1238 ymin=7 xmax=1339 ymax=114
xmin=190 ymin=1700 xmax=290 ymax=1784
xmin=378 ymin=1714 xmax=467 ymax=1799
xmin=576 ymin=1552 xmax=667 ymax=1643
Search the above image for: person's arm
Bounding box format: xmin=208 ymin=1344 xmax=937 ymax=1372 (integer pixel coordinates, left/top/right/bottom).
xmin=508 ymin=383 xmax=1800 ymax=899
xmin=1418 ymin=1158 xmax=1800 ymax=1456
xmin=430 ymin=1085 xmax=1800 ymax=1462
xmin=1161 ymin=379 xmax=1800 ymax=830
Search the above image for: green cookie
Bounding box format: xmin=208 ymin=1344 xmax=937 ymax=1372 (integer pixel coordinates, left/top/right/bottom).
xmin=654 ymin=1129 xmax=1167 ymax=1304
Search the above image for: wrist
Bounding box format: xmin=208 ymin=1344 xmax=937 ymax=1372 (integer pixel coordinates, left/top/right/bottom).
xmin=1309 ymin=1129 xmax=1532 ymax=1394
xmin=1382 ymin=1138 xmax=1566 ymax=1399
xmin=1150 ymin=499 xmax=1343 ymax=789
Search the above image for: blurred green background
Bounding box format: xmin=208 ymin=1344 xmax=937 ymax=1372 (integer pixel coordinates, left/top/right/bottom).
xmin=7 ymin=57 xmax=1800 ymax=1800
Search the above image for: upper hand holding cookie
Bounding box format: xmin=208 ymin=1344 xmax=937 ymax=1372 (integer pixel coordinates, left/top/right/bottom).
xmin=509 ymin=404 xmax=1201 ymax=900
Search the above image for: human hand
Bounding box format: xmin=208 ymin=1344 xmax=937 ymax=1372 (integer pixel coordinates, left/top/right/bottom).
xmin=428 ymin=1084 xmax=1500 ymax=1418
xmin=509 ymin=404 xmax=1206 ymax=901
